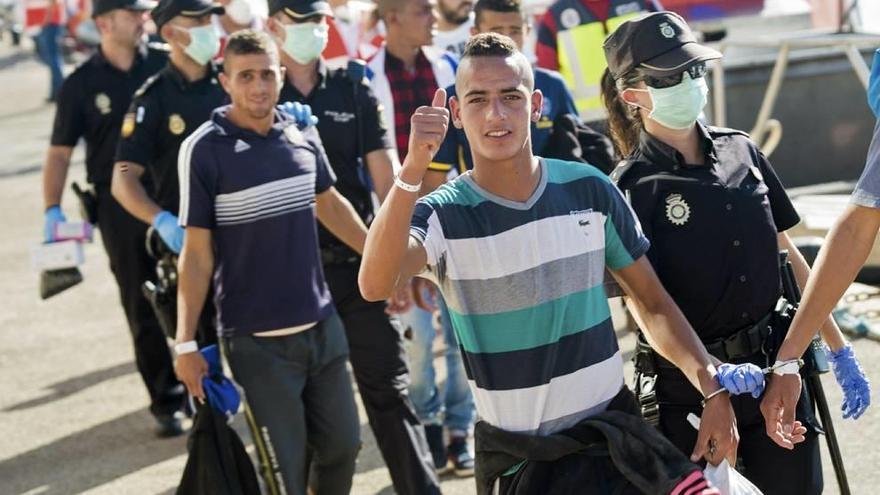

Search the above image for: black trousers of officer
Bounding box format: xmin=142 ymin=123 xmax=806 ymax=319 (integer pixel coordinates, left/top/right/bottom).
xmin=324 ymin=261 xmax=441 ymax=494
xmin=94 ymin=185 xmax=184 ymax=418
xmin=654 ymin=352 xmax=823 ymax=495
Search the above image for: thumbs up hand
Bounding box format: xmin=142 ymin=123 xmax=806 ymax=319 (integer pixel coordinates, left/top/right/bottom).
xmin=405 ymin=88 xmax=449 ymax=170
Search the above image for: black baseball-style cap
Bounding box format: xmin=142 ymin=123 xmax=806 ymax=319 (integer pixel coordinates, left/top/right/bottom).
xmin=603 ymin=11 xmax=721 ymax=79
xmin=92 ymin=0 xmax=156 ymax=18
xmin=268 ymin=0 xmax=333 ymax=18
xmin=151 ymin=0 xmax=225 ymax=29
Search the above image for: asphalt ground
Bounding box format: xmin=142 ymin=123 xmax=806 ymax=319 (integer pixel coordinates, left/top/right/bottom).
xmin=0 ymin=41 xmax=878 ymax=494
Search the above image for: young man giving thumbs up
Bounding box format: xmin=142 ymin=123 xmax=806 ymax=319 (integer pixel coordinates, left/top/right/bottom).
xmin=359 ymin=33 xmax=740 ymax=493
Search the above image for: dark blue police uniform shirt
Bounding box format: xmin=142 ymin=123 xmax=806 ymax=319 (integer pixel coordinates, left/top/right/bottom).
xmin=430 ymin=67 xmax=578 ymax=175
xmin=179 ymin=106 xmax=337 ymax=337
xmin=614 ymin=123 xmax=801 ymax=340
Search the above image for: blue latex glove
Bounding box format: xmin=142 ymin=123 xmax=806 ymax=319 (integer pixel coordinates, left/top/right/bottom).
xmin=44 ymin=205 xmax=66 ymax=242
xmin=280 ymin=101 xmax=319 ymax=128
xmin=717 ymin=362 xmax=765 ymax=398
xmin=868 ymin=49 xmax=880 ymax=118
xmin=827 ymin=344 xmax=871 ymax=419
xmin=199 ymin=345 xmax=241 ymax=419
xmin=152 ymin=210 xmax=184 ymax=254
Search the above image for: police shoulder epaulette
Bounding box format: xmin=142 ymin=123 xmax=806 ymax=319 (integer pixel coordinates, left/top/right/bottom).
xmin=707 ymin=125 xmax=750 ymax=138
xmin=134 ymin=73 xmax=161 ymax=98
xmin=147 ymin=41 xmax=170 ymax=52
xmin=609 ymin=159 xmax=636 ymax=185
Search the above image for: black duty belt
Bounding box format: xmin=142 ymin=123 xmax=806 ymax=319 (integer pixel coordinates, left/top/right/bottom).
xmin=635 ymin=312 xmax=773 ymax=375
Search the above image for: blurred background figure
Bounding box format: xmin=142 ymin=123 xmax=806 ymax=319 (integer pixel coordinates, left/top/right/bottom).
xmin=535 ymin=0 xmax=660 ymax=125
xmin=323 ymin=0 xmax=385 ymax=69
xmin=26 ymin=0 xmax=68 ymax=101
xmin=433 ymin=0 xmax=473 ymax=57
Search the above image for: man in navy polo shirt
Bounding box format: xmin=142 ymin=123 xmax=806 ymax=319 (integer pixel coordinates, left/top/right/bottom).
xmin=173 ymin=29 xmax=369 ymax=495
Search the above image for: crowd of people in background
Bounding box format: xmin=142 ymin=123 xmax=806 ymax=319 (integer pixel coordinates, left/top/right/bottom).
xmin=33 ymin=0 xmax=875 ymax=493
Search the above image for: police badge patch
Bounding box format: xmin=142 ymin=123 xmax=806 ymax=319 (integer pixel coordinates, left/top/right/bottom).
xmin=95 ymin=93 xmax=111 ymax=115
xmin=665 ymin=193 xmax=690 ymax=226
xmin=659 ymin=22 xmax=676 ymax=39
xmin=168 ymin=114 xmax=186 ymax=135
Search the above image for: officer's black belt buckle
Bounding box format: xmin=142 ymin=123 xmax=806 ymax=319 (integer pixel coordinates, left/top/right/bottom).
xmin=703 ymin=312 xmax=773 ymax=362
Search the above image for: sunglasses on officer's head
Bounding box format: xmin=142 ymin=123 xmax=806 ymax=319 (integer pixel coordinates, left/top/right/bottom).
xmin=641 ymin=62 xmax=708 ymax=89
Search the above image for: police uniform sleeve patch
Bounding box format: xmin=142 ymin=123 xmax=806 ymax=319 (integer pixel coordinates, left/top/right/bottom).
xmin=121 ymin=112 xmax=136 ymax=137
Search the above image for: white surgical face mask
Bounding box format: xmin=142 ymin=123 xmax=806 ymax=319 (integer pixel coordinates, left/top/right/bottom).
xmin=175 ymin=24 xmax=220 ymax=65
xmin=224 ymin=0 xmax=254 ymax=26
xmin=281 ymin=22 xmax=329 ymax=65
xmin=627 ymin=72 xmax=709 ymax=130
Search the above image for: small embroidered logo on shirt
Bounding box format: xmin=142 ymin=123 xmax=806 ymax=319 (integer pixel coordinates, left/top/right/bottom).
xmin=234 ymin=139 xmax=250 ymax=153
xmin=665 ymin=193 xmax=691 ymax=226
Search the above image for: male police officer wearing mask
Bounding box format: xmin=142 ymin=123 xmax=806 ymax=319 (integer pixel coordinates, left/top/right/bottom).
xmin=112 ymin=0 xmax=226 ymax=254
xmin=112 ymin=0 xmax=227 ymax=358
xmin=266 ymin=1 xmax=442 ymax=493
xmin=41 ymin=0 xmax=186 ymax=437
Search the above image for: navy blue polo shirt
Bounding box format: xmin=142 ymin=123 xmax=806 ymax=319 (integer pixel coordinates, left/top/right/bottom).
xmin=179 ymin=106 xmax=337 ymax=337
xmin=430 ymin=67 xmax=578 ymax=175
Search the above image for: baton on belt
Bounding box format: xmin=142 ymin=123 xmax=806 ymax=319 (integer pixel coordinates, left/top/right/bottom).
xmin=779 ymin=251 xmax=850 ymax=495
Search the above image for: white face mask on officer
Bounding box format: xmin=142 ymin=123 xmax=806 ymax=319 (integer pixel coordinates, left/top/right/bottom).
xmin=173 ymin=24 xmax=220 ymax=65
xmin=281 ymin=22 xmax=329 ymax=65
xmin=625 ymin=72 xmax=708 ymax=130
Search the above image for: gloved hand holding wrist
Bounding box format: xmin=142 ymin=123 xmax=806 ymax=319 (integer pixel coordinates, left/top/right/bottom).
xmin=826 ymin=343 xmax=871 ymax=419
xmin=44 ymin=205 xmax=67 ymax=242
xmin=152 ymin=210 xmax=184 ymax=254
xmin=280 ymin=101 xmax=319 ymax=128
xmin=717 ymin=362 xmax=765 ymax=398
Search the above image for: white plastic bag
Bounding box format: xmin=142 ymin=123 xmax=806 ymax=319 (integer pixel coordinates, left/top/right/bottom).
xmin=703 ymin=460 xmax=764 ymax=495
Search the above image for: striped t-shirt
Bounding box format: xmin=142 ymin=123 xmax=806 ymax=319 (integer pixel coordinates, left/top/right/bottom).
xmin=410 ymin=158 xmax=649 ymax=435
xmin=179 ymin=106 xmax=337 ymax=337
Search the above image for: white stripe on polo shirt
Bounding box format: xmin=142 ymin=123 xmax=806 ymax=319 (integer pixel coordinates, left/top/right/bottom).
xmin=215 ymin=175 xmax=317 ymax=226
xmin=467 ymin=351 xmax=624 ymax=434
xmin=178 ymin=121 xmax=216 ymax=226
xmin=439 ymin=212 xmax=606 ymax=281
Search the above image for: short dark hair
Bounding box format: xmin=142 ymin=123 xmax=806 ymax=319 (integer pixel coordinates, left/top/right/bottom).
xmin=223 ymin=29 xmax=279 ymax=66
xmin=462 ymin=32 xmax=519 ymax=59
xmin=474 ymin=0 xmax=523 ymax=27
xmin=458 ymin=32 xmax=534 ymax=91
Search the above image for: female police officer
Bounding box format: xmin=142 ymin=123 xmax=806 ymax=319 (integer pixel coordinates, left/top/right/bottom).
xmin=600 ymin=11 xmax=869 ymax=495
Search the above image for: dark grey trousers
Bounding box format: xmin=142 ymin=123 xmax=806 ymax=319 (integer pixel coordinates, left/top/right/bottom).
xmin=224 ymin=314 xmax=360 ymax=495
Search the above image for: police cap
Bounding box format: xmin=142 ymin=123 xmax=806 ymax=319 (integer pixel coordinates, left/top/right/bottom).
xmin=151 ymin=0 xmax=225 ymax=30
xmin=603 ymin=11 xmax=721 ymax=79
xmin=92 ymin=0 xmax=156 ymax=18
xmin=268 ymin=0 xmax=333 ymax=19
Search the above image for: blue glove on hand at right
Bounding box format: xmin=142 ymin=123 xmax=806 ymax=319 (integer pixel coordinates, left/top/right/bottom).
xmin=717 ymin=362 xmax=766 ymax=398
xmin=827 ymin=344 xmax=871 ymax=420
xmin=280 ymin=101 xmax=319 ymax=128
xmin=152 ymin=210 xmax=184 ymax=254
xmin=44 ymin=205 xmax=66 ymax=242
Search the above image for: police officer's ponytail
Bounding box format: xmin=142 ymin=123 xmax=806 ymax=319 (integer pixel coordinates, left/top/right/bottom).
xmin=600 ymin=68 xmax=644 ymax=158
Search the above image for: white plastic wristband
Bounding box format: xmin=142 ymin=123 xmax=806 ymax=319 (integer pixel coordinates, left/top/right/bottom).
xmin=393 ymin=173 xmax=422 ymax=193
xmin=174 ymin=341 xmax=199 ymax=355
xmin=771 ymin=359 xmax=803 ymax=376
